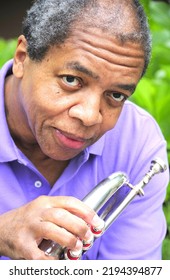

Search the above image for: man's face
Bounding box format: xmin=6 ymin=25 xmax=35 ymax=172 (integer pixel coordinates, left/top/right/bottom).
xmin=13 ymin=28 xmax=144 ymax=161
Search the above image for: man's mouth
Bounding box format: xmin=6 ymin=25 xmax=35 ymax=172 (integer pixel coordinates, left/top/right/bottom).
xmin=54 ymin=129 xmax=89 ymax=150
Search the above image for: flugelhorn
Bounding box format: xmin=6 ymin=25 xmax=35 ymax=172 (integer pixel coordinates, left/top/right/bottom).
xmin=39 ymin=158 xmax=167 ymax=260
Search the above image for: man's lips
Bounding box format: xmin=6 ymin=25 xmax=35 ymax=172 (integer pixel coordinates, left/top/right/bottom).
xmin=54 ymin=129 xmax=89 ymax=150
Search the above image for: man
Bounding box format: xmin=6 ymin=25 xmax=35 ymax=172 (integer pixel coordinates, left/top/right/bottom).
xmin=0 ymin=0 xmax=169 ymax=260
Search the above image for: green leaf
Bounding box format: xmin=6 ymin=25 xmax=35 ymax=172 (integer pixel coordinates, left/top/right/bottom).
xmin=0 ymin=38 xmax=17 ymax=68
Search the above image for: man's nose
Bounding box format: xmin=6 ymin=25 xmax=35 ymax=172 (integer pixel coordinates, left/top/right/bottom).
xmin=68 ymin=95 xmax=103 ymax=126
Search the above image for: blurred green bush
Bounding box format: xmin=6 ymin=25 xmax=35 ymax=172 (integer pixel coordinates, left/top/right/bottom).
xmin=133 ymin=0 xmax=170 ymax=259
xmin=0 ymin=0 xmax=170 ymax=259
xmin=0 ymin=38 xmax=17 ymax=66
xmin=132 ymin=1 xmax=170 ymax=164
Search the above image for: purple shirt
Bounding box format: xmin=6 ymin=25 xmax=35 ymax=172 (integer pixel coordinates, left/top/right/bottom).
xmin=0 ymin=60 xmax=169 ymax=260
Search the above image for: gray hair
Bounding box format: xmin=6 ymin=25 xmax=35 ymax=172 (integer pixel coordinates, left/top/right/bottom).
xmin=22 ymin=0 xmax=151 ymax=76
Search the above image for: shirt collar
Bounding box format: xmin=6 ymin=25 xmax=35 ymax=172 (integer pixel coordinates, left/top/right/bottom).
xmin=87 ymin=135 xmax=105 ymax=156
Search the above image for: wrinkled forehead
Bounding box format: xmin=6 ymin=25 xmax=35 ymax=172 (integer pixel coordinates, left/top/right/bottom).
xmin=50 ymin=25 xmax=145 ymax=82
xmin=66 ymin=2 xmax=143 ymax=57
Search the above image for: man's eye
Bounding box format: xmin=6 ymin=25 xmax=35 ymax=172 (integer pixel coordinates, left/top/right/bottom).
xmin=111 ymin=93 xmax=126 ymax=102
xmin=62 ymin=76 xmax=81 ymax=87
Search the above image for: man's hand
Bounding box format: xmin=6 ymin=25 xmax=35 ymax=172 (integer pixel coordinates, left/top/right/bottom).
xmin=0 ymin=195 xmax=102 ymax=259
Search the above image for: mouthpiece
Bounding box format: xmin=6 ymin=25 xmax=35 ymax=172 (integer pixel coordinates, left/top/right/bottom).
xmin=151 ymin=158 xmax=167 ymax=173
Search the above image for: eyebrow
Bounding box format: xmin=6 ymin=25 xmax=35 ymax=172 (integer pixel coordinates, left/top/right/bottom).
xmin=66 ymin=61 xmax=100 ymax=80
xmin=115 ymin=83 xmax=136 ymax=94
xmin=65 ymin=61 xmax=136 ymax=94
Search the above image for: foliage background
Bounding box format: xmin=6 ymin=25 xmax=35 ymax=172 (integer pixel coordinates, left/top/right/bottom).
xmin=133 ymin=0 xmax=170 ymax=260
xmin=0 ymin=0 xmax=170 ymax=259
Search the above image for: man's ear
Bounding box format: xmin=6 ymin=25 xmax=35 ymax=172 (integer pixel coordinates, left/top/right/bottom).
xmin=12 ymin=35 xmax=28 ymax=78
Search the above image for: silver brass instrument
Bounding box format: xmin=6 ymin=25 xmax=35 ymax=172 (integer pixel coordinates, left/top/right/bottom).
xmin=39 ymin=158 xmax=167 ymax=260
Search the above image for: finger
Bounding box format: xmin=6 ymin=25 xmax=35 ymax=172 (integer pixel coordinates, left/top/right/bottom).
xmin=41 ymin=207 xmax=93 ymax=240
xmin=42 ymin=196 xmax=103 ymax=227
xmin=37 ymin=221 xmax=83 ymax=250
xmin=21 ymin=241 xmax=56 ymax=260
xmin=8 ymin=235 xmax=56 ymax=260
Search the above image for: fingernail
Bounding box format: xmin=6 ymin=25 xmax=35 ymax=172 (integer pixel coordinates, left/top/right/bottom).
xmin=91 ymin=214 xmax=104 ymax=227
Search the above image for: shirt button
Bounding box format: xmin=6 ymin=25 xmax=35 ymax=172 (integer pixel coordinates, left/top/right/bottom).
xmin=34 ymin=181 xmax=42 ymax=188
